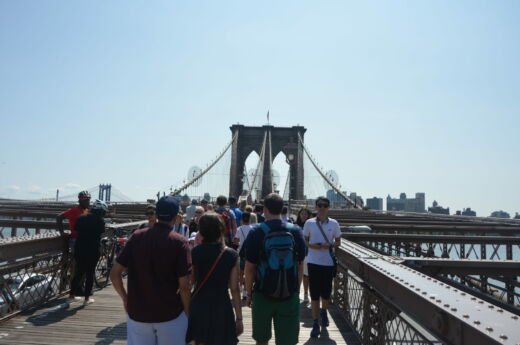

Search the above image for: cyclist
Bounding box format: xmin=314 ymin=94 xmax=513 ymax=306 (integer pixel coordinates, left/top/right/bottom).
xmin=69 ymin=199 xmax=108 ymax=305
xmin=57 ymin=190 xmax=91 ymax=249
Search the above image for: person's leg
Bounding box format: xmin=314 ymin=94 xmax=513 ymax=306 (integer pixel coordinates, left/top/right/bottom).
xmin=319 ymin=266 xmax=334 ymax=327
xmin=155 ymin=312 xmax=188 ymax=345
xmin=83 ymin=255 xmax=99 ymax=303
xmin=127 ymin=316 xmax=156 ymax=345
xmin=307 ymin=263 xmax=322 ymax=337
xmin=302 ymin=257 xmax=309 ymax=301
xmin=69 ymin=254 xmax=86 ymax=299
xmin=252 ymin=292 xmax=273 ymax=345
xmin=273 ymin=293 xmax=300 ymax=345
xmin=307 ymin=264 xmax=321 ymax=320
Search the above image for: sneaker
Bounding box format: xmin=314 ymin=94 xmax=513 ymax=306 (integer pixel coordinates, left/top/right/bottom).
xmin=310 ymin=320 xmax=320 ymax=338
xmin=66 ymin=296 xmax=80 ymax=304
xmin=83 ymin=298 xmax=94 ymax=306
xmin=320 ymin=308 xmax=329 ymax=327
xmin=303 ymin=293 xmax=309 ymax=303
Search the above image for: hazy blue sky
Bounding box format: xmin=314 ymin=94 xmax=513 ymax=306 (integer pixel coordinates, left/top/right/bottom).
xmin=0 ymin=1 xmax=519 ymax=217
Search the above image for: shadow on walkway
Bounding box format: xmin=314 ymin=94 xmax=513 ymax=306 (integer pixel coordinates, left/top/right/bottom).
xmin=24 ymin=298 xmax=83 ymax=327
xmin=95 ymin=322 xmax=127 ymax=345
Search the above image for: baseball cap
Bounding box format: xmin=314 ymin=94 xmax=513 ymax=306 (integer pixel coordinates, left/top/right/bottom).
xmin=156 ymin=196 xmax=180 ymax=218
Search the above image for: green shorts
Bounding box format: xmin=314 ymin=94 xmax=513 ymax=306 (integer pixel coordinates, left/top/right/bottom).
xmin=252 ymin=292 xmax=300 ymax=345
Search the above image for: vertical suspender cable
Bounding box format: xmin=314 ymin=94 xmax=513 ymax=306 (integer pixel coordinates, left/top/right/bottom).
xmin=268 ymin=129 xmax=274 ymax=193
xmin=247 ymin=129 xmax=267 ymax=201
xmin=297 ymin=133 xmax=360 ymax=209
xmin=171 ymin=132 xmax=238 ymax=196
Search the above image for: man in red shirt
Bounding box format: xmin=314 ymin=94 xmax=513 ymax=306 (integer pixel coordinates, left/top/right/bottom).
xmin=56 ymin=191 xmax=91 ymax=295
xmin=57 ymin=190 xmax=91 ymax=241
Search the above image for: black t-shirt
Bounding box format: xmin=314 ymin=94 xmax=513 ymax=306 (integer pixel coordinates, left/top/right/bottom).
xmin=74 ymin=214 xmax=105 ymax=256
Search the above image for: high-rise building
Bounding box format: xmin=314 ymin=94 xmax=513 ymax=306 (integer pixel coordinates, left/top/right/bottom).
xmin=490 ymin=210 xmax=510 ymax=219
xmin=366 ymin=197 xmax=383 ymax=211
xmin=461 ymin=208 xmax=476 ymax=216
xmin=386 ymin=193 xmax=425 ymax=212
xmin=428 ymin=200 xmax=449 ymax=215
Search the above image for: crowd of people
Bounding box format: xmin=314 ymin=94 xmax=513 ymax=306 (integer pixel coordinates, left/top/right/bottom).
xmin=58 ymin=191 xmax=341 ymax=345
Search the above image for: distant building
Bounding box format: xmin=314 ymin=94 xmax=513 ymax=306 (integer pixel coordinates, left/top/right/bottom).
xmin=514 ymin=212 xmax=520 ymax=220
xmin=349 ymin=192 xmax=364 ymax=207
xmin=428 ymin=200 xmax=449 ymax=215
xmin=461 ymin=208 xmax=477 ymax=216
xmin=366 ymin=197 xmax=383 ymax=211
xmin=490 ymin=210 xmax=510 ymax=219
xmin=326 ymin=189 xmax=347 ymax=204
xmin=386 ymin=192 xmax=425 ymax=212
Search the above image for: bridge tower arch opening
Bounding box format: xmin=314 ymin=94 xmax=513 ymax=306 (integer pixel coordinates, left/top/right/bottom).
xmin=229 ymin=125 xmax=306 ymax=201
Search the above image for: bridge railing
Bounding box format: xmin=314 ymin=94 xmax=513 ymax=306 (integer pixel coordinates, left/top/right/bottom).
xmin=0 ymin=221 xmax=140 ymax=321
xmin=334 ymin=239 xmax=519 ymax=345
xmin=343 ymin=232 xmax=520 ymax=314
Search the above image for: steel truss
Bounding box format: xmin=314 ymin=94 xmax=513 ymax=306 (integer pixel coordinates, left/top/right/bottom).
xmin=335 ymin=240 xmax=519 ymax=345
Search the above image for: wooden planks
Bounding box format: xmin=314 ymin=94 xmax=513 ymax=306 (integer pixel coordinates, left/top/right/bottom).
xmin=0 ymin=284 xmax=358 ymax=345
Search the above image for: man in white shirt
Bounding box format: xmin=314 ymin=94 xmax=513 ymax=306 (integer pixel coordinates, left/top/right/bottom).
xmin=302 ymin=197 xmax=341 ymax=338
xmin=234 ymin=212 xmax=254 ymax=298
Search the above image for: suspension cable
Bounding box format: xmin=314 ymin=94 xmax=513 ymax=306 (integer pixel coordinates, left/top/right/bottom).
xmin=171 ymin=132 xmax=238 ymax=196
xmin=245 ymin=129 xmax=267 ymax=201
xmin=268 ymin=128 xmax=274 ymax=193
xmin=297 ymin=133 xmax=361 ymax=209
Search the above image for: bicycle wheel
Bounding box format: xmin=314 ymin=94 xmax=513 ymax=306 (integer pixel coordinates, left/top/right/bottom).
xmin=94 ymin=242 xmax=110 ymax=288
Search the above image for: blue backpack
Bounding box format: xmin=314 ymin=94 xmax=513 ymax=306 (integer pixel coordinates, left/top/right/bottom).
xmin=256 ymin=222 xmax=298 ymax=300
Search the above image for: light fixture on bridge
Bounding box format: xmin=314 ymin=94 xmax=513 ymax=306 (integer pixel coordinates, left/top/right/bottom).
xmin=287 ymin=153 xmax=294 ymax=161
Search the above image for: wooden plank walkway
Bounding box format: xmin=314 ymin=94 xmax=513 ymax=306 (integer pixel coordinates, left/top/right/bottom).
xmin=0 ymin=283 xmax=359 ymax=345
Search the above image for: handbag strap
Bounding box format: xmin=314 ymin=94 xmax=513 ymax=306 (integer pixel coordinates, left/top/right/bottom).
xmin=192 ymin=247 xmax=226 ymax=298
xmin=316 ymin=219 xmax=331 ymax=245
xmin=316 ymin=219 xmax=335 ymax=258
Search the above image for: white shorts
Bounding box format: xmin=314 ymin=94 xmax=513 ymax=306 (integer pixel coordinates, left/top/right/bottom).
xmin=127 ymin=312 xmax=188 ymax=345
xmin=303 ymin=256 xmax=309 ymax=277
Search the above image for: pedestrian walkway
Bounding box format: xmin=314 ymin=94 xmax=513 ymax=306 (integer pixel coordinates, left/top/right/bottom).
xmin=0 ymin=283 xmax=358 ymax=345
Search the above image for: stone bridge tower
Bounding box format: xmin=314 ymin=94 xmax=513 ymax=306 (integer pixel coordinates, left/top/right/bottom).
xmin=229 ymin=125 xmax=306 ymax=201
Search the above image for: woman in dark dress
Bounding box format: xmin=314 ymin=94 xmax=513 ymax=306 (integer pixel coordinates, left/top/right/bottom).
xmin=187 ymin=212 xmax=243 ymax=345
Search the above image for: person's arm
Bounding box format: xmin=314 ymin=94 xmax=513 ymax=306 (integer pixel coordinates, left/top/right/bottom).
xmin=56 ymin=212 xmax=66 ymax=236
xmin=110 ymin=262 xmax=128 ymax=312
xmin=232 ymin=227 xmax=240 ymax=246
xmin=244 ymin=261 xmax=256 ymax=307
xmin=298 ymin=262 xmax=303 ymax=289
xmin=178 ymin=275 xmax=191 ymax=316
xmin=229 ymin=257 xmax=243 ymax=336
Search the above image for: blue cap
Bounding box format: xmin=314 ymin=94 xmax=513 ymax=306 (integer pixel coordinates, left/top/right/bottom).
xmin=156 ymin=196 xmax=180 ymax=218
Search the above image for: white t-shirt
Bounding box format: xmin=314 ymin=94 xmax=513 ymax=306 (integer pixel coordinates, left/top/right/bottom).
xmin=172 ymin=223 xmax=189 ymax=239
xmin=303 ymin=217 xmax=341 ymax=267
xmin=234 ymin=224 xmax=254 ymax=252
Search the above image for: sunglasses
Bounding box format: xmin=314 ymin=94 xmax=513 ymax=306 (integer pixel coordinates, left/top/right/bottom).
xmin=195 ymin=211 xmax=203 ymax=214
xmin=145 ymin=211 xmax=155 ymax=216
xmin=317 ymin=203 xmax=329 ymax=208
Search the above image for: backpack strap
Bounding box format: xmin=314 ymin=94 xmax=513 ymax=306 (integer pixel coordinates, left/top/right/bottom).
xmin=259 ymin=222 xmax=270 ymax=234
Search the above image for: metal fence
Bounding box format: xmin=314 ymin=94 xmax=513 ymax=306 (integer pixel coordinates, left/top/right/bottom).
xmin=0 ymin=221 xmax=139 ymax=320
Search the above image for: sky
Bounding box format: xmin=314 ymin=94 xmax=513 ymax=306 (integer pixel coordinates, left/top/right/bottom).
xmin=0 ymin=1 xmax=519 ymax=217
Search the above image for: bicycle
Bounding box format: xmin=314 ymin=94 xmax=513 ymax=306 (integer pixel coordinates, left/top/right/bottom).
xmin=95 ymin=228 xmax=129 ymax=288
